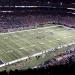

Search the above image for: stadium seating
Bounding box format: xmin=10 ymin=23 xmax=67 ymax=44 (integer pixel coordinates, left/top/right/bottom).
xmin=0 ymin=14 xmax=75 ymax=32
xmin=38 ymin=47 xmax=75 ymax=68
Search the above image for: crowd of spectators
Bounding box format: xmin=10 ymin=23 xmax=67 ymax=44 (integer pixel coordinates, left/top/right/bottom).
xmin=0 ymin=0 xmax=71 ymax=6
xmin=38 ymin=47 xmax=75 ymax=68
xmin=0 ymin=14 xmax=75 ymax=32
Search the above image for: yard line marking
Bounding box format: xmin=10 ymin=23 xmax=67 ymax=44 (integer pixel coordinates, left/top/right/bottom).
xmin=40 ymin=42 xmax=44 ymax=44
xmin=6 ymin=51 xmax=13 ymax=53
xmin=63 ymin=44 xmax=68 ymax=47
xmin=20 ymin=47 xmax=25 ymax=49
xmin=31 ymin=45 xmax=36 ymax=47
xmin=49 ymin=41 xmax=52 ymax=42
xmin=64 ymin=37 xmax=67 ymax=38
xmin=32 ymin=50 xmax=35 ymax=51
xmin=57 ymin=39 xmax=61 ymax=40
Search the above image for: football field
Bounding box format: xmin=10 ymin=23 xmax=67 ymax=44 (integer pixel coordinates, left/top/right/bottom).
xmin=0 ymin=24 xmax=75 ymax=67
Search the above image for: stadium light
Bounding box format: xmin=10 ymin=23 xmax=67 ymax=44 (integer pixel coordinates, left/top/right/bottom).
xmin=60 ymin=2 xmax=63 ymax=6
xmin=0 ymin=11 xmax=14 ymax=13
xmin=48 ymin=1 xmax=50 ymax=5
xmin=67 ymin=8 xmax=75 ymax=10
xmin=72 ymin=13 xmax=75 ymax=15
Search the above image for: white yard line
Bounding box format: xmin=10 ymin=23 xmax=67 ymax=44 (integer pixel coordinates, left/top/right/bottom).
xmin=0 ymin=42 xmax=75 ymax=68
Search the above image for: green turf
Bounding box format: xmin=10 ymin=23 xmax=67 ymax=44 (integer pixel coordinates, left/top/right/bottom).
xmin=0 ymin=25 xmax=75 ymax=63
